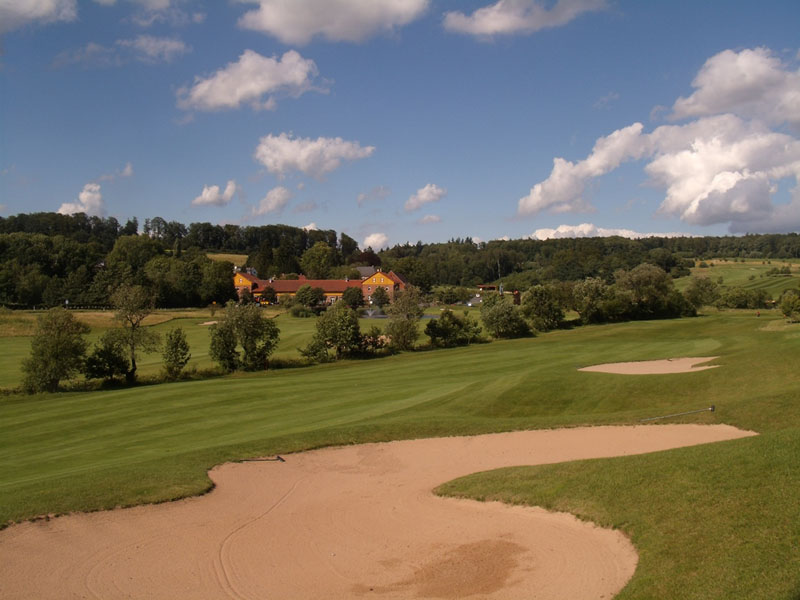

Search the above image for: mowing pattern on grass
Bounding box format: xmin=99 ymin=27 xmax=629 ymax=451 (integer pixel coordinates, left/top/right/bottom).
xmin=0 ymin=312 xmax=799 ymax=598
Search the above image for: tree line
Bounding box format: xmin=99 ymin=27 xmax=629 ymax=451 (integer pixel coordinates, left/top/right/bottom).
xmin=2 ymin=211 xmax=800 ymax=308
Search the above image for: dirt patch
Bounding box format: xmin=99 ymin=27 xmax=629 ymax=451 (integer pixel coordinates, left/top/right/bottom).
xmin=579 ymin=357 xmax=720 ymax=375
xmin=0 ymin=425 xmax=754 ymax=600
xmin=200 ymin=320 xmax=218 ymax=326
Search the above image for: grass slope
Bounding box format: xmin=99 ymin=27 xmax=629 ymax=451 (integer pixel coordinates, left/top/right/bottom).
xmin=674 ymin=259 xmax=800 ymax=298
xmin=1 ymin=311 xmax=799 ymax=598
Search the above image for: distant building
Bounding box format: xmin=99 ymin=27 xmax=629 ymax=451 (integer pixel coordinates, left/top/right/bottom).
xmin=233 ymin=268 xmax=407 ymax=304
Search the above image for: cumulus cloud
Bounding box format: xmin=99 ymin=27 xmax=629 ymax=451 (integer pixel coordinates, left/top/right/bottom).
xmin=530 ymin=223 xmax=692 ymax=240
xmin=302 ymin=222 xmax=318 ymax=231
xmin=519 ymin=47 xmax=800 ymax=234
xmin=177 ymin=50 xmax=323 ymax=112
xmin=405 ymin=183 xmax=447 ymax=211
xmin=58 ymin=182 xmax=105 ymax=216
xmin=363 ymin=232 xmax=388 ymax=249
xmin=192 ymin=180 xmax=237 ymax=207
xmin=357 ymin=185 xmax=391 ymax=207
xmin=444 ymin=0 xmax=606 ymax=38
xmin=0 ymin=0 xmax=76 ymax=34
xmin=671 ymin=47 xmax=800 ymax=128
xmin=253 ymin=186 xmax=292 ymax=216
xmin=237 ymin=0 xmax=429 ymax=45
xmin=518 ymin=122 xmax=646 ymax=215
xmin=254 ymin=133 xmax=375 ymax=179
xmin=418 ymin=214 xmax=441 ymax=224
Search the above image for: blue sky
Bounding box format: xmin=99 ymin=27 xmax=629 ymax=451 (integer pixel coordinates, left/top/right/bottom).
xmin=1 ymin=1 xmax=799 ymax=249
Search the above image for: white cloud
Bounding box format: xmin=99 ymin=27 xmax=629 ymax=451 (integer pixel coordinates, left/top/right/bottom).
xmin=177 ymin=50 xmax=323 ymax=112
xmin=363 ymin=232 xmax=388 ymax=249
xmin=58 ymin=182 xmax=105 ymax=216
xmin=98 ymin=161 xmax=134 ymax=181
xmin=671 ymin=47 xmax=800 ymax=128
xmin=357 ymin=185 xmax=391 ymax=207
xmin=192 ymin=180 xmax=237 ymax=207
xmin=594 ymin=91 xmax=619 ymax=110
xmin=302 ymin=222 xmax=318 ymax=231
xmin=444 ymin=0 xmax=606 ymax=38
xmin=253 ymin=186 xmax=292 ymax=216
xmin=116 ymin=35 xmax=189 ymax=63
xmin=128 ymin=1 xmax=198 ymax=27
xmin=254 ymin=133 xmax=375 ymax=179
xmin=405 ymin=183 xmax=447 ymax=211
xmin=518 ymin=122 xmax=645 ymax=215
xmin=0 ymin=0 xmax=76 ymax=34
xmin=520 ymin=47 xmax=800 ymax=234
xmin=418 ymin=214 xmax=441 ymax=224
xmin=530 ymin=223 xmax=693 ymax=240
xmin=54 ymin=36 xmax=188 ymax=67
xmin=237 ymin=0 xmax=429 ymax=45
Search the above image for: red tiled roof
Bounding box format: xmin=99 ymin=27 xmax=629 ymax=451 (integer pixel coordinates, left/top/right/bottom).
xmin=255 ymin=278 xmax=362 ymax=294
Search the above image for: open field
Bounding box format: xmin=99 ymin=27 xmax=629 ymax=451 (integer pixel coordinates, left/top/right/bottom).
xmin=1 ymin=310 xmax=799 ymax=597
xmin=674 ymin=259 xmax=800 ymax=298
xmin=206 ymin=252 xmax=248 ymax=267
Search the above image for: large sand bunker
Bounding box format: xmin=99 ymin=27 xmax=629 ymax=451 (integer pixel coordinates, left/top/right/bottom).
xmin=579 ymin=356 xmax=720 ymax=375
xmin=0 ymin=424 xmax=753 ymax=600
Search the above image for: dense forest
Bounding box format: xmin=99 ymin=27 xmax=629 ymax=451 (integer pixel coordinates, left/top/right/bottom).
xmin=1 ymin=211 xmax=798 ymax=308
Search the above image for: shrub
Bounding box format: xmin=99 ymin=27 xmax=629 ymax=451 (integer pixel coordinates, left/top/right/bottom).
xmin=84 ymin=330 xmax=128 ymax=383
xmin=480 ymin=294 xmax=531 ymax=339
xmin=425 ymin=309 xmax=483 ymax=347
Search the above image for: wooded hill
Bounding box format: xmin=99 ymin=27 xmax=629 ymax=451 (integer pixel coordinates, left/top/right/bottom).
xmin=1 ymin=212 xmax=798 ymax=308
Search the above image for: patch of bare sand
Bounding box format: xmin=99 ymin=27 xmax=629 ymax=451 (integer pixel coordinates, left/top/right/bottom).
xmin=0 ymin=424 xmax=754 ymax=600
xmin=579 ymin=356 xmax=720 ymax=375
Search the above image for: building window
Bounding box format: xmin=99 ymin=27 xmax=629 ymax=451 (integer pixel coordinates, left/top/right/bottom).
xmin=367 ymin=286 xmax=371 ymax=291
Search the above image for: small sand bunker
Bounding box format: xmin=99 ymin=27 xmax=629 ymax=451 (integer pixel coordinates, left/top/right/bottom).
xmin=200 ymin=320 xmax=218 ymax=326
xmin=0 ymin=424 xmax=754 ymax=600
xmin=579 ymin=356 xmax=720 ymax=375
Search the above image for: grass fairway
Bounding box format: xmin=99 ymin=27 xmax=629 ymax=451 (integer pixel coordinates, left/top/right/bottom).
xmin=1 ymin=310 xmax=799 ymax=598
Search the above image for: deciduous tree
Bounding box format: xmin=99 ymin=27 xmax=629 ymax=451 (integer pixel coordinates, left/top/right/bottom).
xmin=209 ymin=303 xmax=280 ymax=371
xmin=520 ymin=285 xmax=565 ymax=331
xmin=305 ymin=301 xmax=362 ymax=360
xmin=370 ymin=285 xmax=389 ymax=308
xmin=110 ymin=283 xmax=161 ymax=383
xmin=22 ymin=307 xmax=89 ymax=393
xmin=385 ymin=286 xmax=423 ymax=350
xmin=341 ymin=286 xmax=365 ymax=309
xmin=162 ymin=327 xmax=191 ymax=379
xmin=480 ymin=294 xmax=531 ymax=339
xmin=300 ymin=241 xmax=334 ymax=279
